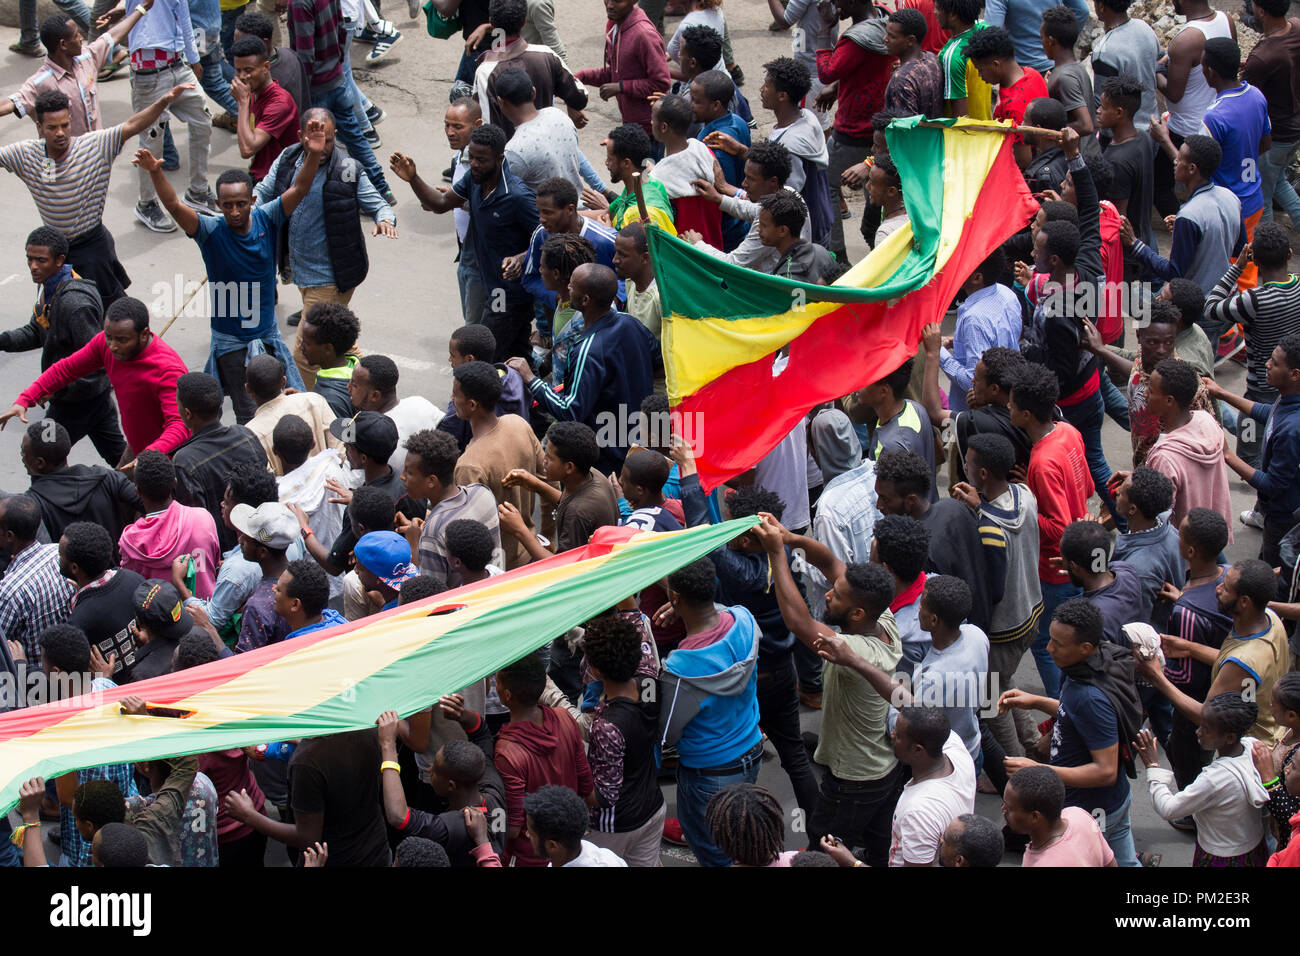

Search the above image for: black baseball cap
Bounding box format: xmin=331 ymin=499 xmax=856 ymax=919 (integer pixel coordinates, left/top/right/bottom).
xmin=329 ymin=410 xmax=399 ymax=462
xmin=132 ymin=580 xmax=195 ymax=642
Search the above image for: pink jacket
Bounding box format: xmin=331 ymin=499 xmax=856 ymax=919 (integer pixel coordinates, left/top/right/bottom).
xmin=118 ymin=500 xmax=222 ymax=599
xmin=1145 ymin=410 xmax=1234 ymax=543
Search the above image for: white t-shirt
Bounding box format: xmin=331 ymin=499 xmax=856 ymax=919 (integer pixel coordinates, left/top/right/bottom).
xmin=504 ymin=107 xmax=584 ymax=190
xmin=888 ymin=731 xmax=976 ymax=866
xmin=754 ymin=421 xmax=811 ymax=531
xmin=385 ymin=396 xmax=446 ymax=474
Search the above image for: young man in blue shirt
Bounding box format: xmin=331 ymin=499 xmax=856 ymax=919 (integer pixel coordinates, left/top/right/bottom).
xmin=690 ymin=69 xmax=750 ymax=252
xmin=136 ymin=116 xmax=324 ymax=423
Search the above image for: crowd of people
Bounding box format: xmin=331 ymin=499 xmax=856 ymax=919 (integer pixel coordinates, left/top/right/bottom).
xmin=0 ymin=0 xmax=1296 ymax=869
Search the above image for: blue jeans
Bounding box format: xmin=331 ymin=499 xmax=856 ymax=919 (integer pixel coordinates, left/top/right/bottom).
xmin=1099 ymin=371 xmax=1130 ymax=432
xmin=1260 ymin=139 xmax=1300 ymax=226
xmin=311 ymin=84 xmax=390 ymax=194
xmin=1103 ymin=791 xmax=1140 ymax=867
xmin=220 ymin=3 xmax=250 ymax=63
xmin=675 ymin=744 xmax=763 ymax=867
xmin=1060 ymin=389 xmax=1120 ymax=524
xmin=0 ymin=817 xmax=20 ymax=868
xmin=1033 ymin=579 xmax=1081 ymax=699
xmin=341 ymin=26 xmax=375 ymax=131
xmin=457 ymin=240 xmax=485 ymax=324
xmin=19 ymin=0 xmax=89 ymax=48
xmin=162 ymin=123 xmax=179 ymax=168
xmin=199 ymin=48 xmax=239 ymax=116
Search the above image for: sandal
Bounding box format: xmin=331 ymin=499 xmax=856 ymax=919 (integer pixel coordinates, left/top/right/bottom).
xmin=1138 ymin=851 xmax=1162 ymax=867
xmin=98 ymin=58 xmax=127 ymax=81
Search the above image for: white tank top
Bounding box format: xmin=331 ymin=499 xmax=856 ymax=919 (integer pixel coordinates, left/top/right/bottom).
xmin=1166 ymin=10 xmax=1233 ymax=137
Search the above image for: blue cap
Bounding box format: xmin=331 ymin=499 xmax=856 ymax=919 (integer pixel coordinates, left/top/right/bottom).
xmin=354 ymin=531 xmax=419 ymax=590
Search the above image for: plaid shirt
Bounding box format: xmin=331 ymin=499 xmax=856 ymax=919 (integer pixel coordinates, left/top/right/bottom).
xmin=289 ymin=0 xmax=345 ymax=90
xmin=0 ymin=542 xmax=74 ymax=664
xmin=60 ymin=691 xmax=140 ymax=867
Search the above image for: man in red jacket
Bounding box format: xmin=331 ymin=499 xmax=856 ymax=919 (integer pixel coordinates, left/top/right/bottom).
xmin=492 ymin=650 xmax=595 ymax=866
xmin=0 ymin=297 xmax=190 ymax=477
xmin=575 ymin=0 xmax=671 ymax=139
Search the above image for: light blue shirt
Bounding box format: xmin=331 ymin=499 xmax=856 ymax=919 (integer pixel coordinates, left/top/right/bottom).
xmin=253 ymin=149 xmax=395 ymax=288
xmin=984 ymin=0 xmax=1091 ymax=72
xmin=940 ymin=283 xmax=1022 ymax=413
xmin=129 ymin=0 xmax=201 ymax=64
xmin=185 ymin=540 xmax=305 ymax=630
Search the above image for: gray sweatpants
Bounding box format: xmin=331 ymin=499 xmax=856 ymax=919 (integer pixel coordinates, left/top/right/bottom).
xmin=132 ymin=60 xmax=212 ymax=203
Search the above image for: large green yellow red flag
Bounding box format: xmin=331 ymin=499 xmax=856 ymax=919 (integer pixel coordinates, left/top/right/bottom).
xmin=652 ymin=116 xmax=1039 ymax=491
xmin=0 ymin=520 xmax=756 ymax=813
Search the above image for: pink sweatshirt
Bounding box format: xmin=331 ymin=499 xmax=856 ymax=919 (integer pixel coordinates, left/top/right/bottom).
xmin=118 ymin=500 xmax=222 ymax=599
xmin=16 ymin=331 xmax=191 ymax=456
xmin=1144 ymin=410 xmax=1234 ymax=543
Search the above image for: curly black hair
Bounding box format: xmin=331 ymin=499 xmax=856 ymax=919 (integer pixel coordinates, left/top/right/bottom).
xmin=726 ymin=484 xmax=786 ymax=521
xmin=667 ymin=556 xmax=718 ymax=604
xmin=762 ymin=55 xmax=812 ymax=102
xmin=1052 ymin=597 xmax=1104 ymax=646
xmin=302 ymin=301 xmax=360 ymax=355
xmin=582 ymin=614 xmax=643 ymax=683
xmin=875 ymin=449 xmax=932 ymax=501
xmin=404 ymin=429 xmax=459 ymax=484
xmin=523 ymin=785 xmax=589 ymax=850
xmin=872 ymin=514 xmax=930 ymax=581
xmin=1125 ymin=467 xmax=1173 ymax=521
xmin=922 ymin=576 xmax=972 ymax=628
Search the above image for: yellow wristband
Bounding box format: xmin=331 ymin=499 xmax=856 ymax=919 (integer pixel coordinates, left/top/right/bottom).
xmin=380 ymin=761 xmax=402 ymax=773
xmin=10 ymin=822 xmax=40 ymax=848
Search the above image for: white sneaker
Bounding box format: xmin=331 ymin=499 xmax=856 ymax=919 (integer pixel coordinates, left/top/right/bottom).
xmin=1240 ymin=509 xmax=1265 ymax=530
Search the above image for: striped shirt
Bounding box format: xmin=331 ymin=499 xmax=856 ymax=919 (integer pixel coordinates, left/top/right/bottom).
xmin=288 ymin=0 xmax=345 ymax=91
xmin=939 ymin=23 xmax=993 ymax=120
xmin=1206 ymin=262 xmax=1300 ymax=397
xmin=0 ymin=125 xmax=123 ymax=238
xmin=0 ymin=541 xmax=74 ymax=664
xmin=415 ymin=483 xmax=504 ymax=592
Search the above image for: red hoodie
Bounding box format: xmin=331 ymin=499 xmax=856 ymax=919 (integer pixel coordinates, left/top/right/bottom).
xmin=574 ymin=7 xmax=670 ymax=135
xmin=16 ymin=331 xmax=190 ymax=456
xmin=494 ymin=706 xmax=594 ymax=866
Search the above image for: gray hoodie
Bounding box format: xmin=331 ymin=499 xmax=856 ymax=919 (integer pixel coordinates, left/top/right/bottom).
xmin=980 ymin=484 xmax=1043 ymax=643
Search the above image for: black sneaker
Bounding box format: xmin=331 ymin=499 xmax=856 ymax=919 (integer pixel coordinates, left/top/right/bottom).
xmin=728 ymin=63 xmax=745 ymax=88
xmin=1170 ymin=815 xmax=1197 ymax=832
xmin=365 ymin=104 xmax=387 ymax=126
xmin=287 ymin=310 xmax=303 ymax=327
xmin=441 ymin=165 xmax=454 ymax=183
xmin=364 ymin=127 xmax=382 ymax=148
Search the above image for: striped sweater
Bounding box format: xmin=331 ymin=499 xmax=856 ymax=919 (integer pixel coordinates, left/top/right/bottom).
xmin=1206 ymin=262 xmax=1300 ymax=397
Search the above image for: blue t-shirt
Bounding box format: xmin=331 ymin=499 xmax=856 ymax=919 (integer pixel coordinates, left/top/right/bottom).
xmin=1200 ymin=82 xmax=1271 ymax=218
xmin=1052 ymin=677 xmax=1130 ymax=816
xmin=192 ymin=198 xmax=284 ymax=339
xmin=698 ymin=112 xmax=751 ymax=249
xmin=286 ymin=608 xmax=347 ymax=640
